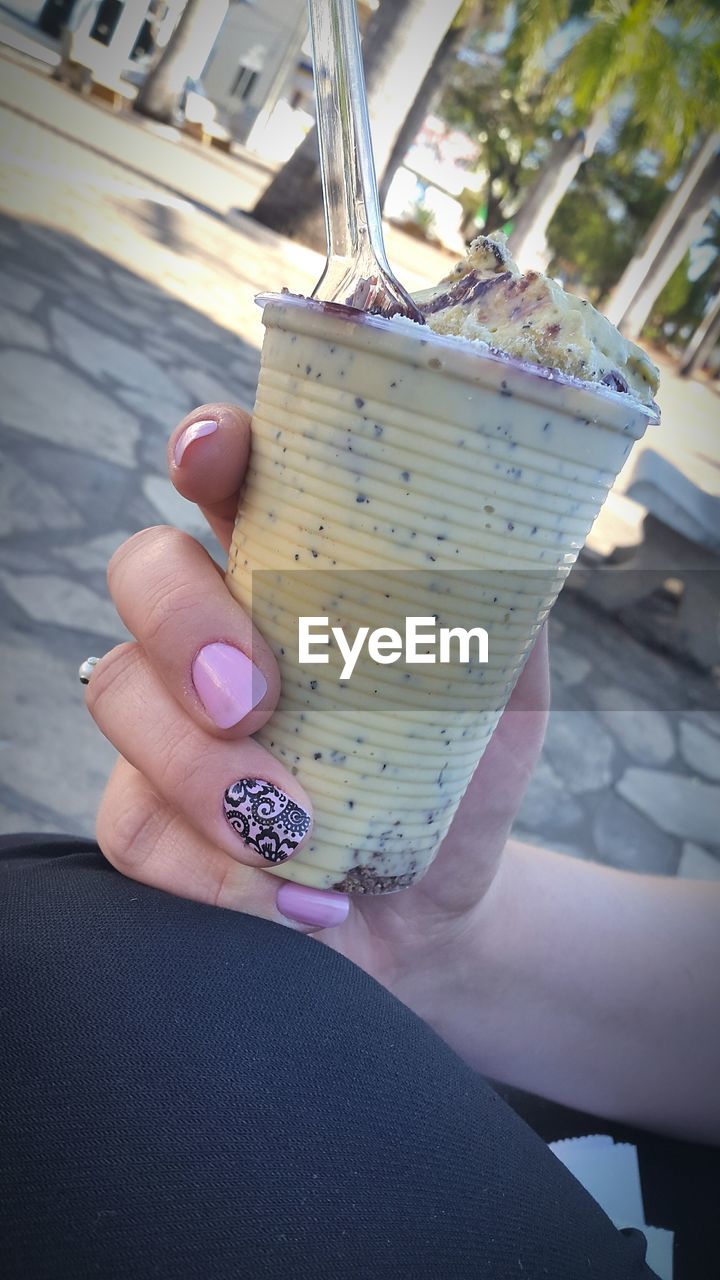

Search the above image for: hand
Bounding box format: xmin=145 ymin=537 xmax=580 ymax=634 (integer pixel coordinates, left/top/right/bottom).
xmin=87 ymin=404 xmax=549 ymax=1014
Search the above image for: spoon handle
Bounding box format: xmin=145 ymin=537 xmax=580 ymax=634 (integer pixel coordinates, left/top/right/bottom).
xmin=308 ymin=0 xmax=394 ymax=301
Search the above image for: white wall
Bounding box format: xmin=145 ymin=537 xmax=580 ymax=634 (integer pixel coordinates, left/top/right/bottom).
xmin=203 ymin=0 xmax=305 ymax=127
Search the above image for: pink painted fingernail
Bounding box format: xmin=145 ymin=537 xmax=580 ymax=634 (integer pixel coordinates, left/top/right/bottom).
xmin=224 ymin=779 xmax=310 ymax=862
xmin=276 ymin=882 xmax=350 ymax=929
xmin=192 ymin=643 xmax=267 ymax=728
xmin=174 ymin=418 xmax=218 ymax=466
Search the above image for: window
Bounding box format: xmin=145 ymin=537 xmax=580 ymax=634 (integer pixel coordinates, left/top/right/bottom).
xmin=231 ymin=64 xmax=259 ymax=100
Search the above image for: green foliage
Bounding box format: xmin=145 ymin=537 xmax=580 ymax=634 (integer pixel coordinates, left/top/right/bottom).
xmin=436 ymin=0 xmax=719 ymax=353
xmin=543 ymin=0 xmax=720 ymax=171
xmin=545 ymin=151 xmax=667 ymax=299
xmin=441 ymin=8 xmax=565 ymax=233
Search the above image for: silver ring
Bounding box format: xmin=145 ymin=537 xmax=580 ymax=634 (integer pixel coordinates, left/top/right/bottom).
xmin=79 ymin=656 xmax=101 ymax=685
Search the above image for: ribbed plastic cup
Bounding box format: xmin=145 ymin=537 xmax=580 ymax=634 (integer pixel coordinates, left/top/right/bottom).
xmin=226 ymin=294 xmax=657 ymax=894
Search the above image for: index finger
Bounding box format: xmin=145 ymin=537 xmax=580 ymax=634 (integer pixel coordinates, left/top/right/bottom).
xmin=168 ymin=403 xmax=251 ymax=553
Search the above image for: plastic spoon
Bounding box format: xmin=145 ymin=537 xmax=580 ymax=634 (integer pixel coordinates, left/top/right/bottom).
xmin=307 ymin=0 xmax=425 ymax=322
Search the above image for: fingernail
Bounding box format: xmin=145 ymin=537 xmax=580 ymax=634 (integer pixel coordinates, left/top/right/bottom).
xmin=276 ymin=882 xmax=350 ymax=929
xmin=223 ymin=779 xmax=311 ymax=863
xmin=174 ymin=418 xmax=218 ymax=466
xmin=192 ymin=643 xmax=267 ymax=728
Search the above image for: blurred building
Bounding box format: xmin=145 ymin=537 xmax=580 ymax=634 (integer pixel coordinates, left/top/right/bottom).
xmin=203 ymin=0 xmax=376 ymax=157
xmin=202 ymin=0 xmax=311 ymax=153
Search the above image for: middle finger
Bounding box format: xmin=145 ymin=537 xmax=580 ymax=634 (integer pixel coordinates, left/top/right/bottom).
xmin=86 ymin=642 xmax=314 ymax=873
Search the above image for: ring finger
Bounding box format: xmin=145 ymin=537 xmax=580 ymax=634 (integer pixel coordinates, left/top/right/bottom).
xmin=86 ymin=641 xmax=314 ymax=872
xmin=97 ymin=757 xmax=340 ymax=932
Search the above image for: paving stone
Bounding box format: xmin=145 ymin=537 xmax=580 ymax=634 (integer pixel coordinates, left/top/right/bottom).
xmin=65 ymin=288 xmax=147 ymax=333
xmin=543 ymin=708 xmax=615 ymax=794
xmin=0 ymin=571 xmax=128 ymax=641
xmin=0 ymin=456 xmax=83 ymax=537
xmin=64 ymin=253 xmax=106 ymax=281
xmin=229 ymin=354 xmax=261 ymax=383
xmin=679 ymin=718 xmax=720 ymax=782
xmin=511 ymin=828 xmax=592 ymax=861
xmin=677 ymin=842 xmax=720 ymax=881
xmin=116 ymin=385 xmax=191 ymax=429
xmin=0 ymin=268 xmax=41 ymax=312
xmin=50 ymin=307 xmax=181 ymax=401
xmin=142 ymin=474 xmax=208 ymax=537
xmin=686 ymin=710 xmax=720 ymax=739
xmin=52 ymin=530 xmax=133 ymax=575
xmin=172 ymin=363 xmax=242 ymax=406
xmin=0 ymin=797 xmax=64 ymax=836
xmin=589 ymin=685 xmax=676 ymax=766
xmin=592 ymin=793 xmax=679 ymax=875
xmin=111 ymin=269 xmax=169 ymax=305
xmin=0 ymin=546 xmax=56 ymax=573
xmin=514 ymin=756 xmax=584 ymax=831
xmin=0 ymin=350 xmax=139 ymax=468
xmin=617 ymin=768 xmax=720 ymax=846
xmin=0 ymin=307 xmax=49 ymax=351
xmin=0 ymin=632 xmax=115 ymax=834
xmin=549 ymin=641 xmax=592 ymax=688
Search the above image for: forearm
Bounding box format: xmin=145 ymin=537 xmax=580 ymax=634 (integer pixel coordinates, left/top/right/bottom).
xmin=404 ymin=842 xmax=720 ymax=1142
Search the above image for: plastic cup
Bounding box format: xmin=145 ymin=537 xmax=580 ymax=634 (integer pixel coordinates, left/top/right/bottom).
xmin=226 ymin=294 xmax=656 ymax=893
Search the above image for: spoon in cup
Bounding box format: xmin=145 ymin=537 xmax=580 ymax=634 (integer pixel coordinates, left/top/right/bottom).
xmin=307 ymin=0 xmax=425 ymax=323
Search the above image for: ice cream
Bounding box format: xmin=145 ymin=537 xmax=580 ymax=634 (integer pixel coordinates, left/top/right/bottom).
xmin=414 ymin=233 xmax=659 ymax=409
xmin=226 ymin=264 xmax=658 ymax=895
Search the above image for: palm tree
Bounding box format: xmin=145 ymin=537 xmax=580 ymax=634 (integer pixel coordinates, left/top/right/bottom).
xmin=134 ymin=0 xmax=228 ymax=124
xmin=615 ymin=147 xmax=720 ymax=338
xmin=605 ymin=132 xmax=720 ymax=336
xmin=252 ymin=0 xmax=464 ymax=251
xmin=507 ymin=0 xmax=720 ymax=270
xmin=680 ymin=288 xmax=720 ymax=376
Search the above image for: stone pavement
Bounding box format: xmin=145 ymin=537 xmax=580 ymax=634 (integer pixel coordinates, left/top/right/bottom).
xmin=1 ymin=64 xmax=719 ymax=880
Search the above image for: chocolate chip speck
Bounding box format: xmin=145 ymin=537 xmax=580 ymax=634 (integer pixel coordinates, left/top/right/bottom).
xmin=331 ymin=865 xmax=416 ymax=894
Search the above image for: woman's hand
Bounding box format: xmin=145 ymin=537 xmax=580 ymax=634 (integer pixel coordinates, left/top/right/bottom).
xmin=88 ymin=404 xmax=549 ymax=1012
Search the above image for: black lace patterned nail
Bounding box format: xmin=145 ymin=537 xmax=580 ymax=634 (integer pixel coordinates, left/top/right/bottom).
xmin=223 ymin=779 xmax=311 ymax=863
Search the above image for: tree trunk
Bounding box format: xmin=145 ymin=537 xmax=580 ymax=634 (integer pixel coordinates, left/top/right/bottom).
xmin=680 ymin=290 xmax=720 ymax=377
xmin=378 ymin=4 xmax=475 ymax=209
xmin=252 ymin=0 xmax=463 ymax=251
xmin=615 ymin=149 xmax=720 ymax=339
xmin=134 ymin=0 xmax=228 ymax=124
xmin=508 ymin=109 xmax=609 ymax=272
xmin=605 ymin=133 xmax=720 ymax=330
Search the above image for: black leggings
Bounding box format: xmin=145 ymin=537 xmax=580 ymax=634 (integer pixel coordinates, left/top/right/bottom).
xmin=0 ymin=837 xmax=713 ymax=1278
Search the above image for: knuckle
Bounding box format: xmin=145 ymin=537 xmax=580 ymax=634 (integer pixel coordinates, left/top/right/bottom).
xmin=107 ymin=525 xmax=170 ymax=586
xmin=85 ymin=643 xmax=142 ymax=723
xmin=153 ymin=727 xmax=207 ymax=804
xmin=108 ymin=525 xmax=199 ymax=601
xmin=142 ymin=573 xmax=207 ymax=651
xmin=98 ymin=775 xmax=172 ymax=875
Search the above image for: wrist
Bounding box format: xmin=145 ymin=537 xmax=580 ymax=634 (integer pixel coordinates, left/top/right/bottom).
xmin=390 ymin=856 xmax=513 ymax=1062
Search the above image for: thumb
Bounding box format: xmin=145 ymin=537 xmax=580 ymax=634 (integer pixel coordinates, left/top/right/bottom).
xmin=168 ymin=402 xmax=251 ymax=553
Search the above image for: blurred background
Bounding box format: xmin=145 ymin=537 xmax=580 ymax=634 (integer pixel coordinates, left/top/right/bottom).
xmin=0 ymin=0 xmax=719 ymax=880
